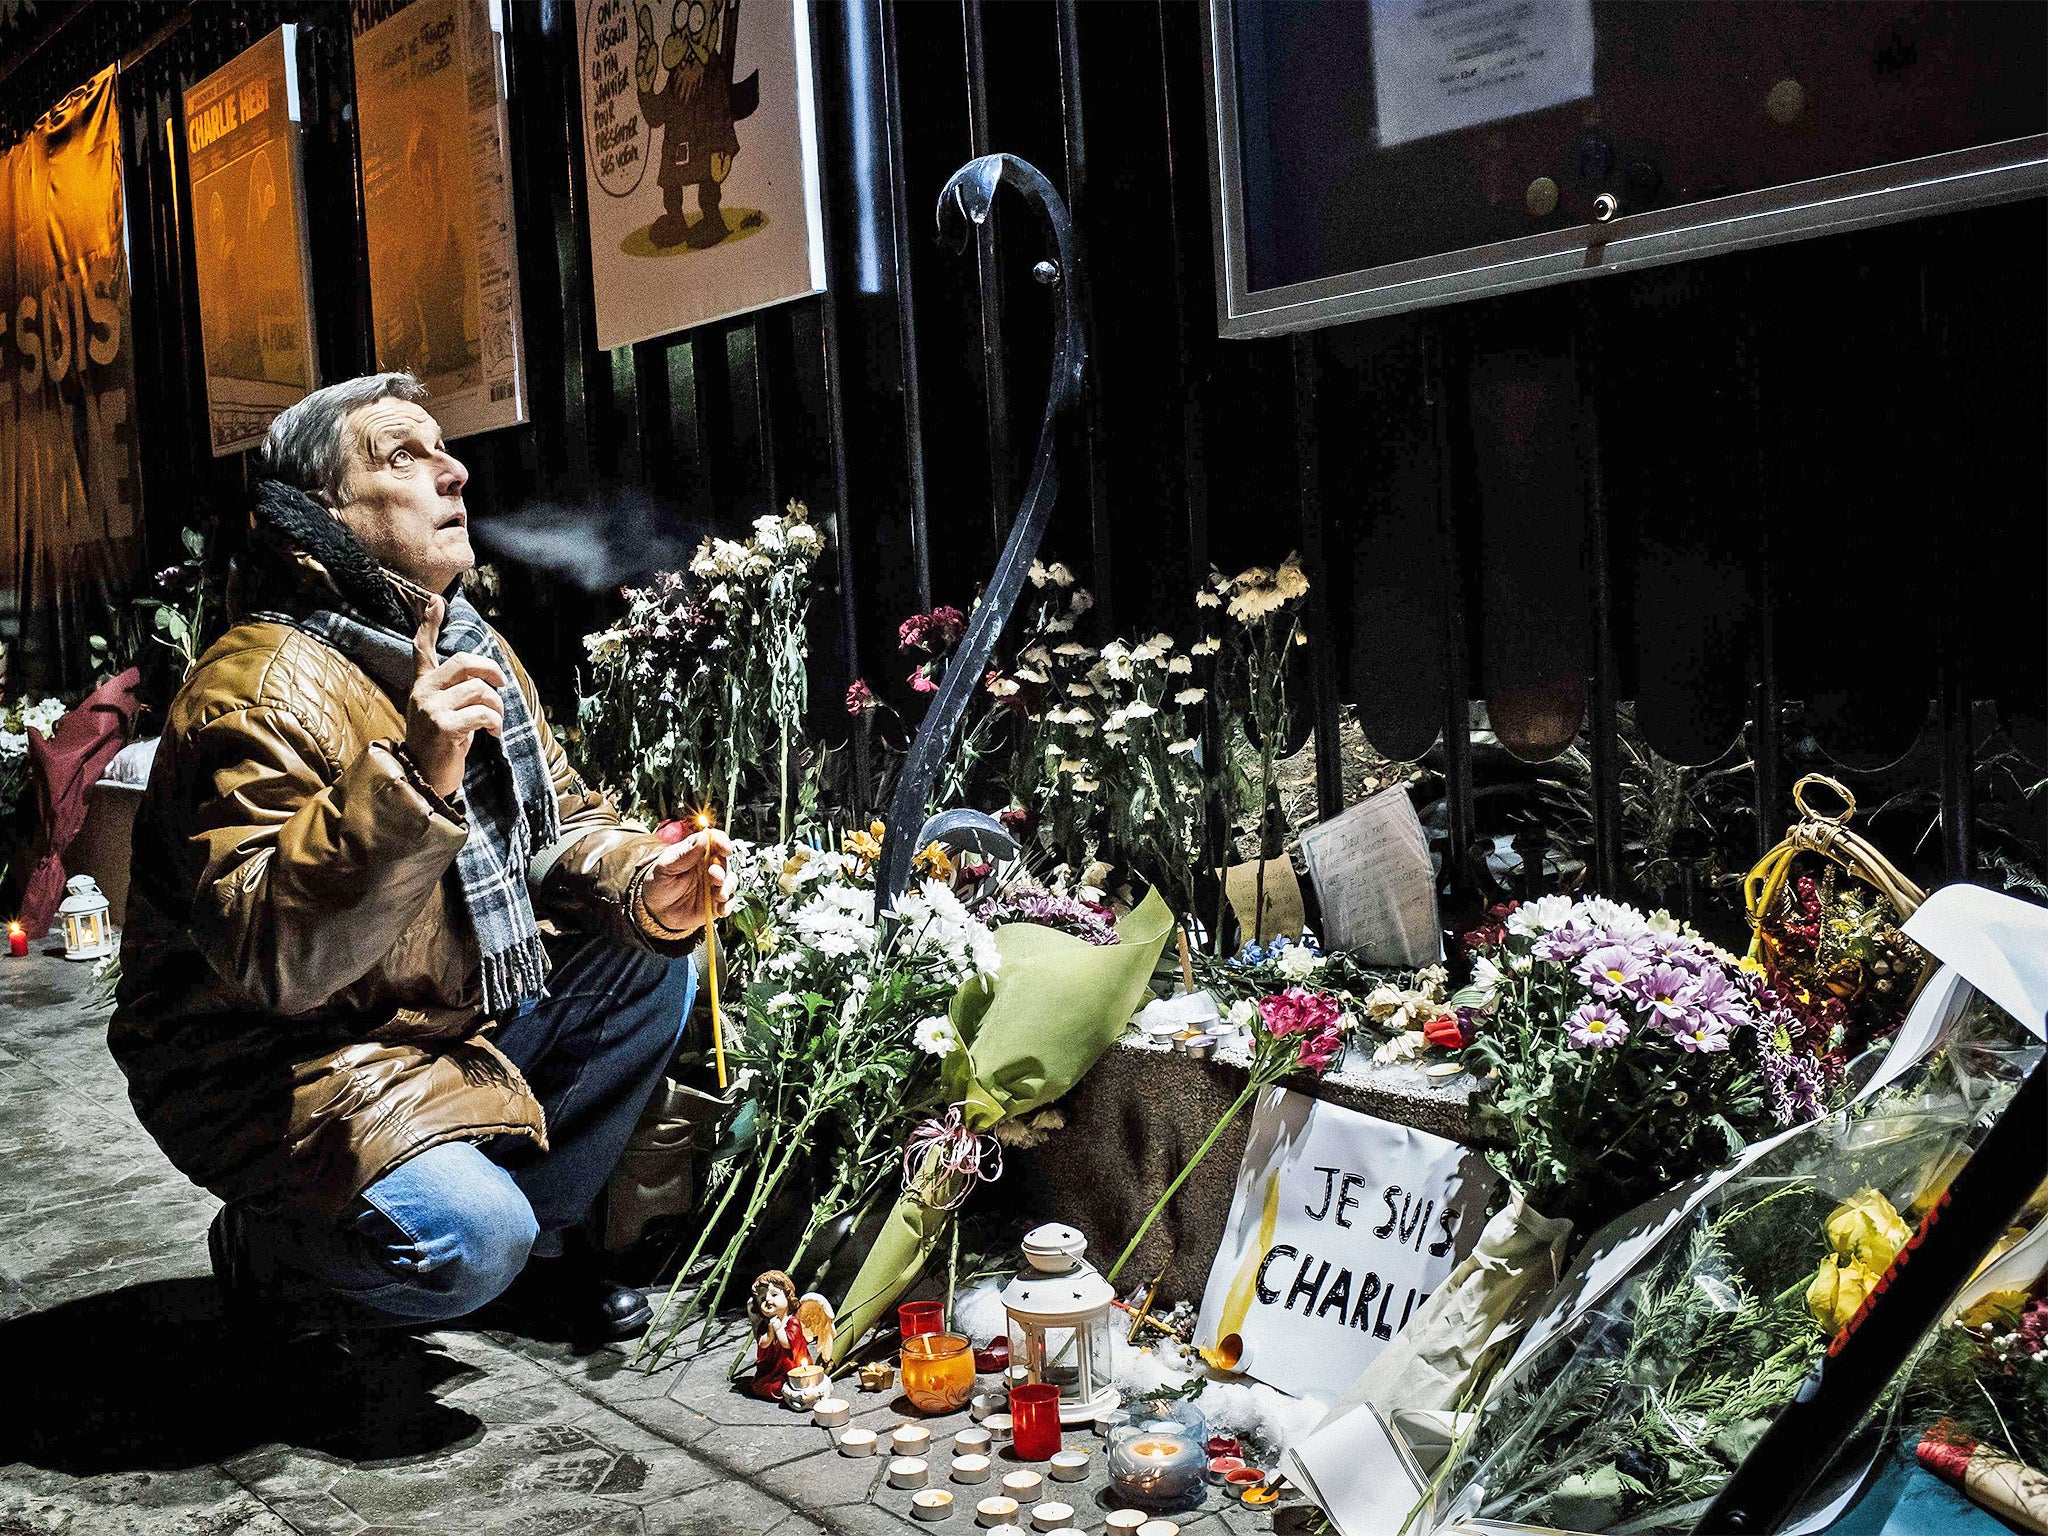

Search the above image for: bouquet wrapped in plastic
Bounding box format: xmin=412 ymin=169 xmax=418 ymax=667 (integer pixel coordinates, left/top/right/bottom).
xmin=1286 ymin=883 xmax=2048 ymax=1536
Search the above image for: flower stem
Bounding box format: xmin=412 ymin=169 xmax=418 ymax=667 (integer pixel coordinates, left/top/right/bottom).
xmin=1105 ymin=1077 xmax=1265 ymax=1285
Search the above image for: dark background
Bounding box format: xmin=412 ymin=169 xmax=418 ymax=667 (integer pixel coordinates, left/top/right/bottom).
xmin=0 ymin=0 xmax=2041 ymax=926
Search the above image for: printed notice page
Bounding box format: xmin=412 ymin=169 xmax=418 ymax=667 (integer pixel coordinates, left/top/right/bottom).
xmin=1369 ymin=0 xmax=1596 ymax=148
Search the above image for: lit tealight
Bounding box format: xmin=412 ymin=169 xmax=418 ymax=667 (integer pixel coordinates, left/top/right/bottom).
xmin=911 ymin=1489 xmax=955 ymax=1522
xmin=951 ymin=1453 xmax=992 ymax=1484
xmin=1048 ymin=1450 xmax=1089 ymax=1482
xmin=837 ymin=1427 xmax=879 ymax=1457
xmin=812 ymin=1397 xmax=851 ymax=1429
xmin=893 ymin=1424 xmax=934 ymax=1457
xmin=975 ymin=1496 xmax=1020 ymax=1528
xmin=1030 ymin=1502 xmax=1075 ymax=1531
xmin=890 ymin=1457 xmax=931 ymax=1489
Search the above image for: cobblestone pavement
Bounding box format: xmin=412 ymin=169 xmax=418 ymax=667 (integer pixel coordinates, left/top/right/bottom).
xmin=2 ymin=952 xmax=1297 ymax=1536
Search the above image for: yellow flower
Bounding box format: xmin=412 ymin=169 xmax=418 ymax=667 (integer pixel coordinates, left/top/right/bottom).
xmin=843 ymin=819 xmax=885 ymax=870
xmin=1826 ymin=1190 xmax=1911 ymax=1272
xmin=913 ymin=841 xmax=956 ymax=882
xmin=778 ymin=847 xmax=814 ymax=894
xmin=1807 ymin=1253 xmax=1877 ymax=1334
xmin=1956 ymin=1289 xmax=2028 ymax=1330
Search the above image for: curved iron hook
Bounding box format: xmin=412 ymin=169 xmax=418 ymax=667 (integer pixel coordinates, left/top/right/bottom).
xmin=876 ymin=154 xmax=1086 ymax=908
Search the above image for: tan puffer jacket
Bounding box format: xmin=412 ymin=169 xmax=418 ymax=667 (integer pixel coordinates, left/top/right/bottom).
xmin=110 ymin=572 xmax=691 ymax=1217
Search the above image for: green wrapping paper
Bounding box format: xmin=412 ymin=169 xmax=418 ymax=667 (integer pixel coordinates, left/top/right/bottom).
xmin=829 ymin=889 xmax=1176 ymax=1365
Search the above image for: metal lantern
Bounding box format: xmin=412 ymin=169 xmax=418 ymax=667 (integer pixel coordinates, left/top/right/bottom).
xmin=1000 ymin=1222 xmax=1120 ymax=1425
xmin=56 ymin=875 xmax=113 ymax=961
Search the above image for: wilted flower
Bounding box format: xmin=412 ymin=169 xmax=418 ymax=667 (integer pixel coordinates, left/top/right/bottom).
xmin=1190 ymin=636 xmax=1222 ymax=657
xmin=1166 ymin=738 xmax=1198 ymax=756
xmin=1173 ymin=687 xmax=1206 ymax=705
xmin=845 ymin=678 xmax=875 ymax=715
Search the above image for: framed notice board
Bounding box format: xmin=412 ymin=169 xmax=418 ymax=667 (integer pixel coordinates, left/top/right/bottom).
xmin=1204 ymin=1 xmax=2048 ymax=336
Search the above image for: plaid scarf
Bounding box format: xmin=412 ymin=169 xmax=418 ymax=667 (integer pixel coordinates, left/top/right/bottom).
xmin=292 ymin=590 xmax=560 ymax=1016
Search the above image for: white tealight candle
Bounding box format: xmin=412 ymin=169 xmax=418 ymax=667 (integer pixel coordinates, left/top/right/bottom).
xmin=970 ymin=1392 xmax=1003 ymax=1422
xmin=951 ymin=1454 xmax=992 ymax=1484
xmin=953 ymin=1427 xmax=993 ymax=1456
xmin=1135 ymin=1522 xmax=1180 ymax=1536
xmin=893 ymin=1424 xmax=934 ymax=1457
xmin=975 ymin=1496 xmax=1020 ymax=1528
xmin=1030 ymin=1502 xmax=1075 ymax=1532
xmin=1001 ymin=1471 xmax=1043 ymax=1502
xmin=911 ymin=1489 xmax=955 ymax=1522
xmin=890 ymin=1457 xmax=931 ymax=1489
xmin=812 ymin=1397 xmax=851 ymax=1429
xmin=1048 ymin=1450 xmax=1089 ymax=1482
xmin=982 ymin=1413 xmax=1014 ymax=1442
xmin=837 ymin=1427 xmax=879 ymax=1457
xmin=1104 ymin=1513 xmax=1148 ymax=1534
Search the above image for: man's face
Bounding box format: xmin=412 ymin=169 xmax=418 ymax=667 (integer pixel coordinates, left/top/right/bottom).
xmin=332 ymin=398 xmax=472 ymax=593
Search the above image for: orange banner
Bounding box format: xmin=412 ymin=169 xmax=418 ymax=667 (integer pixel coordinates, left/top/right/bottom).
xmin=0 ymin=66 xmax=142 ymax=692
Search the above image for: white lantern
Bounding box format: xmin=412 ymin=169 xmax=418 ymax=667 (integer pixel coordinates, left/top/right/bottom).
xmin=1000 ymin=1222 xmax=1120 ymax=1425
xmin=57 ymin=874 xmax=113 ymax=961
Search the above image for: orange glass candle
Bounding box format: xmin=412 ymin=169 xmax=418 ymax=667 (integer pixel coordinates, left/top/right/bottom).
xmin=900 ymin=1332 xmax=976 ymax=1413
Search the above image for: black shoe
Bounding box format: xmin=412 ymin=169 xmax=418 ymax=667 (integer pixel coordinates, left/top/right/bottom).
xmin=485 ymin=1251 xmax=653 ymax=1343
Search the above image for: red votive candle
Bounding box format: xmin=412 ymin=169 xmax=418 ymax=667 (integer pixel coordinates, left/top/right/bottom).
xmin=1009 ymin=1382 xmax=1062 ymax=1461
xmin=7 ymin=922 xmax=25 ymax=957
xmin=898 ymin=1300 xmax=944 ymax=1341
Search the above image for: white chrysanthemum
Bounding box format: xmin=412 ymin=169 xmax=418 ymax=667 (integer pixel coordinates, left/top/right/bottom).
xmin=785 ymin=521 xmax=824 ymax=555
xmin=1507 ymin=894 xmax=1577 ymax=935
xmin=1194 ymin=589 xmax=1222 ymax=609
xmin=914 ymin=1015 xmax=960 ymax=1056
xmin=1123 ymin=701 xmax=1158 ymax=719
xmin=1167 ymin=656 xmax=1193 ymax=675
xmin=1190 ymin=636 xmax=1222 ymax=657
xmin=790 ymin=883 xmax=876 ymax=958
xmin=1069 ymin=590 xmax=1094 ymax=614
xmin=1046 ymin=562 xmax=1076 ymax=588
xmin=1470 ymin=955 xmax=1505 ymax=996
xmin=1029 ymin=559 xmax=1051 ymax=587
xmin=1166 ymin=738 xmax=1198 ymax=756
xmin=1097 ymin=642 xmax=1135 ymax=681
xmin=1054 ymin=642 xmax=1091 ymax=657
xmin=767 ymin=991 xmax=801 ymax=1013
xmin=752 ymin=514 xmax=786 ymax=550
xmin=1173 ymin=688 xmax=1206 ymax=705
xmin=1575 ymin=895 xmax=1651 ymax=940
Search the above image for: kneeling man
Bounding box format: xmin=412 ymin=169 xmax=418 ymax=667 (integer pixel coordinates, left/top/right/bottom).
xmin=112 ymin=372 xmax=729 ymax=1340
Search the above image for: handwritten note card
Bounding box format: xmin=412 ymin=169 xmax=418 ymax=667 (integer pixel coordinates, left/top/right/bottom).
xmin=1297 ymin=787 xmax=1439 ymax=966
xmin=1369 ymin=0 xmax=1596 ymax=148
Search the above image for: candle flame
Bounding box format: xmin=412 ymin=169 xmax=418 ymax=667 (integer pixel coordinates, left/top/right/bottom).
xmin=7 ymin=922 xmax=20 ymax=936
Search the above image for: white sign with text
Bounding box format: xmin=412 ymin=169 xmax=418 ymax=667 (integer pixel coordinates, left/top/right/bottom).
xmin=1194 ymin=1087 xmax=1497 ymax=1406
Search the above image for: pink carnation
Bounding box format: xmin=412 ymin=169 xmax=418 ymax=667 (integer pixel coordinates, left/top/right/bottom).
xmin=1258 ymin=987 xmax=1343 ymax=1039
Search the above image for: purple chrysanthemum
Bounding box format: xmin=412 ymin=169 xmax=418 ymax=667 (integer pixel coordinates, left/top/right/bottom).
xmin=1533 ymin=924 xmax=1599 ymax=963
xmin=1566 ymin=1002 xmax=1629 ymax=1050
xmin=1670 ymin=1017 xmax=1731 ymax=1053
xmin=1638 ymin=965 xmax=1693 ymax=1022
xmin=1576 ymin=945 xmax=1643 ymax=1001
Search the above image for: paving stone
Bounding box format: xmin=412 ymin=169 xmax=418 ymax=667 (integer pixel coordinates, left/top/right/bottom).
xmin=751 ymin=1441 xmax=887 ymax=1509
xmin=638 ymin=1479 xmax=804 ymax=1535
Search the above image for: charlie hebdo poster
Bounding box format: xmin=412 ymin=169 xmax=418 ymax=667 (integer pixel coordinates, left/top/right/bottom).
xmin=578 ymin=0 xmax=826 ymax=351
xmin=183 ymin=27 xmax=318 ymax=456
xmin=1194 ymin=1087 xmax=1496 ymax=1405
xmin=353 ymin=0 xmax=528 ymax=439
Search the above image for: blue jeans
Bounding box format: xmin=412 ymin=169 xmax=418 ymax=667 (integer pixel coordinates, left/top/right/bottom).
xmin=234 ymin=936 xmax=696 ymax=1324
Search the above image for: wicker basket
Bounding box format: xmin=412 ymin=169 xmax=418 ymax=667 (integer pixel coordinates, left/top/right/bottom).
xmin=1745 ymin=774 xmax=1933 ymax=1053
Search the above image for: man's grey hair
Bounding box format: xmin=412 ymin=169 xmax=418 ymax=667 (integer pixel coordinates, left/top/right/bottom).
xmin=259 ymin=372 xmax=427 ymax=504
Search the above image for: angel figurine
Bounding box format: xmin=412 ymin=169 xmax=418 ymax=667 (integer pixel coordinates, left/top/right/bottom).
xmin=748 ymin=1269 xmax=837 ymax=1407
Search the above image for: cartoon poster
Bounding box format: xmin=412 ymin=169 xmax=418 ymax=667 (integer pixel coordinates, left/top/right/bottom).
xmin=353 ymin=0 xmax=527 ymax=439
xmin=1193 ymin=1087 xmax=1496 ymax=1405
xmin=183 ymin=27 xmax=318 ymax=456
xmin=579 ymin=0 xmax=826 ymax=351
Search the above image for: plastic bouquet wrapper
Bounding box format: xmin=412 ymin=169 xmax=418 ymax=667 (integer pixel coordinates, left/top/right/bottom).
xmin=1287 ymin=883 xmax=2048 ymax=1536
xmin=827 ymin=888 xmax=1175 ymax=1364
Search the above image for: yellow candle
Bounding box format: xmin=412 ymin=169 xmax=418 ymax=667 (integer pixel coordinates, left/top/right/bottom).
xmin=900 ymin=1333 xmax=977 ymax=1413
xmin=697 ymin=809 xmax=728 ymax=1091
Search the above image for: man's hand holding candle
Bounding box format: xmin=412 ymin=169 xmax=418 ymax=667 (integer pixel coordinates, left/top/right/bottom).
xmin=640 ymin=826 xmax=737 ymax=937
